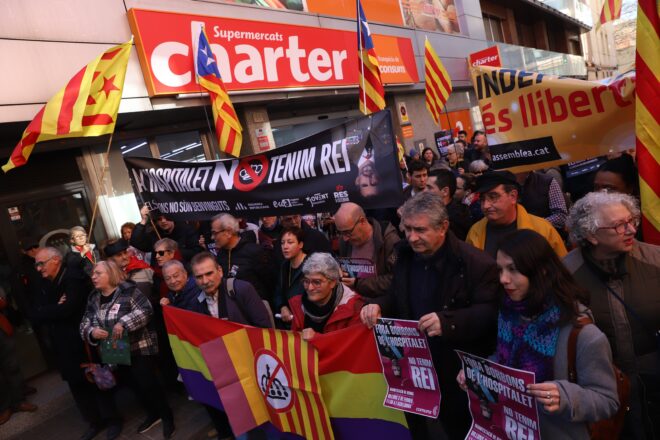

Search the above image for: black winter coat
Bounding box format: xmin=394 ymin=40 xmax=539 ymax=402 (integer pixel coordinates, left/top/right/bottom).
xmin=216 ymin=238 xmax=275 ymax=304
xmin=378 ymin=232 xmax=501 ymax=436
xmin=32 ymin=266 xmax=91 ymax=383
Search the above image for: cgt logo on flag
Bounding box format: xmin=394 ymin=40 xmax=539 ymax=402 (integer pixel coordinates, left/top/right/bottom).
xmin=256 ymin=349 xmax=294 ymax=412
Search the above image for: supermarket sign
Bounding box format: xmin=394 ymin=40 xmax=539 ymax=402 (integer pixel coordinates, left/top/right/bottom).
xmin=128 ymin=8 xmax=419 ymax=96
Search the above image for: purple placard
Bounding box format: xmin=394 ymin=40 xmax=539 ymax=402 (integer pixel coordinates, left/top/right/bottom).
xmin=337 ymin=257 xmax=376 ymax=279
xmin=374 ymin=318 xmax=441 ymax=418
xmin=456 ymin=351 xmax=541 ymax=440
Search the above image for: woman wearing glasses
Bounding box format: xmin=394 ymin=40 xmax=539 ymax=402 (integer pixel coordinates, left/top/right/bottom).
xmin=80 ymin=261 xmax=175 ymax=439
xmin=565 ymin=191 xmax=660 ymax=439
xmin=289 ymin=252 xmax=365 ymax=340
xmin=69 ymin=226 xmax=99 ymax=277
xmin=274 ymin=227 xmax=307 ymax=325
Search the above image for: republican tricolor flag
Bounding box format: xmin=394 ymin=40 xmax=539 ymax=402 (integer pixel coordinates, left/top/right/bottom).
xmin=195 ymin=28 xmax=243 ymax=157
xmin=164 ymin=306 xmax=410 ymax=439
xmin=357 ymin=0 xmax=386 ymax=115
xmin=597 ymin=0 xmax=623 ymax=29
xmin=424 ymin=39 xmax=452 ymax=127
xmin=2 ymin=41 xmax=132 ymax=173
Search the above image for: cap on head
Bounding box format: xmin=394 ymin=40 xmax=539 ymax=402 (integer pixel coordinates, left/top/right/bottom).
xmin=475 ymin=170 xmax=519 ymax=194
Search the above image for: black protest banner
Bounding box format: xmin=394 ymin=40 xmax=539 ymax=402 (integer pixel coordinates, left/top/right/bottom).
xmin=124 ymin=110 xmax=403 ymax=221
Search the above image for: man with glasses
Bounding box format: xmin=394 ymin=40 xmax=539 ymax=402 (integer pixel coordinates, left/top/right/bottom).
xmin=334 ymin=202 xmax=399 ymax=298
xmin=360 ymin=192 xmax=500 ymax=439
xmin=211 ymin=213 xmax=275 ymax=305
xmin=131 ymin=205 xmax=203 ymax=264
xmin=466 ymin=170 xmax=567 ymax=258
xmin=565 ymin=191 xmax=660 ymax=439
xmin=32 ymin=247 xmax=105 ymax=440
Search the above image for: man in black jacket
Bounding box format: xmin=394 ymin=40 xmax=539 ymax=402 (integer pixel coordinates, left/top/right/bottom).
xmin=361 ymin=192 xmax=500 ymax=439
xmin=211 ymin=213 xmax=275 ymax=304
xmin=131 ymin=205 xmax=203 ymax=264
xmin=33 ymin=247 xmax=108 ymax=440
xmin=188 ymin=252 xmax=272 ymax=439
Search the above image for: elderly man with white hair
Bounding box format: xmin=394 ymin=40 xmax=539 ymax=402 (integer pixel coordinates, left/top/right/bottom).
xmin=564 ymin=191 xmax=660 ymax=439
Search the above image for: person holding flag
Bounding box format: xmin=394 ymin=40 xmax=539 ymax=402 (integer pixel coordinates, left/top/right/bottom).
xmin=195 ymin=27 xmax=243 ymax=157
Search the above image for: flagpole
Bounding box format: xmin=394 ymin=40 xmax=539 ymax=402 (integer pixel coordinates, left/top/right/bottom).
xmin=87 ymin=132 xmax=114 ymax=246
xmin=357 ymin=1 xmax=367 ymax=113
xmin=196 ymin=26 xmax=219 ymax=158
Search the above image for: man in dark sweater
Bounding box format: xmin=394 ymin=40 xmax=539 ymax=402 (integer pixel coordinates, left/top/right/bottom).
xmin=360 ymin=192 xmax=500 ymax=439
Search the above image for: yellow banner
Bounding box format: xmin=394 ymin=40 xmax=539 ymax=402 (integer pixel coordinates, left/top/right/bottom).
xmin=471 ymin=66 xmax=635 ymax=173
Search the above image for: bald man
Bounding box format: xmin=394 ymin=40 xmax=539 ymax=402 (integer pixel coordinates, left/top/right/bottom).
xmin=334 ymin=203 xmax=400 ymax=298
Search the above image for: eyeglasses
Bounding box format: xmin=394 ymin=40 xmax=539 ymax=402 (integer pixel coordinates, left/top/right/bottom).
xmin=337 ymin=218 xmax=363 ymax=237
xmin=302 ymin=277 xmax=329 ymax=288
xmin=597 ymin=217 xmax=639 ymax=235
xmin=480 ymin=191 xmax=506 ymax=204
xmin=210 ymin=229 xmax=227 ymax=236
xmin=72 ymin=234 xmax=86 ymax=239
xmin=34 ymin=257 xmax=53 ymax=269
xmin=155 ymin=250 xmax=173 ymax=257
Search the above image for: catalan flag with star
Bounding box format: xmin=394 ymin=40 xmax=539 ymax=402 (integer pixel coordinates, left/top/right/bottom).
xmin=196 ymin=28 xmax=243 ymax=157
xmin=357 ymin=0 xmax=386 ymax=115
xmin=424 ymin=39 xmax=452 ymax=127
xmin=2 ymin=40 xmax=131 ymax=173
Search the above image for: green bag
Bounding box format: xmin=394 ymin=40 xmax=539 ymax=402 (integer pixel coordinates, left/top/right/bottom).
xmin=99 ymin=331 xmax=131 ymax=366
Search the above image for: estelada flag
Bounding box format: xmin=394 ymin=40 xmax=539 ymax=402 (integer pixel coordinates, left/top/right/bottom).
xmin=357 ymin=0 xmax=386 ymax=115
xmin=2 ymin=40 xmax=132 ymax=173
xmin=425 ymin=39 xmax=452 ymax=127
xmin=164 ymin=306 xmax=410 ymax=439
xmin=195 ymin=28 xmax=243 ymax=157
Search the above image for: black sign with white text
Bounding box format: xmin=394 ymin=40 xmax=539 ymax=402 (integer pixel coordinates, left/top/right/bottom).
xmin=490 ymin=136 xmax=561 ymax=170
xmin=124 ymin=110 xmax=403 ymax=221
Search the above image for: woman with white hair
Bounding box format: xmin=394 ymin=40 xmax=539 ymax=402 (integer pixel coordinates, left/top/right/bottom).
xmin=69 ymin=226 xmax=99 ymax=277
xmin=564 ymin=191 xmax=660 ymax=439
xmin=288 ymin=252 xmax=365 ymax=340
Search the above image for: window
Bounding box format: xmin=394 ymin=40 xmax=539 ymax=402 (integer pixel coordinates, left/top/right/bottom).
xmin=155 ymin=131 xmax=206 ymax=162
xmin=483 ymin=13 xmax=505 ymax=43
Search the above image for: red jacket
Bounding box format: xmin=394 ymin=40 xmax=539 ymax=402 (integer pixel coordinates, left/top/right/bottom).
xmin=289 ymin=285 xmax=365 ymax=334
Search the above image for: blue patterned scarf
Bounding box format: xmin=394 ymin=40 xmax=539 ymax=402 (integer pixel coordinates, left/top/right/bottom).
xmin=496 ymin=296 xmax=561 ymax=382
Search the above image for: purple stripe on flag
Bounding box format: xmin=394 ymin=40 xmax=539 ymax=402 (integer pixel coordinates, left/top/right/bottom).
xmin=330 ymin=418 xmax=412 ymax=439
xmin=178 ymin=368 xmax=223 ymax=410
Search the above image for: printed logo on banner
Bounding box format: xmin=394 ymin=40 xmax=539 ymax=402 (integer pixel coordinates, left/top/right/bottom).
xmin=489 ymin=136 xmax=561 ymax=170
xmin=306 ymin=193 xmax=329 ymax=207
xmin=273 ymin=198 xmax=303 ymax=208
xmin=333 ymin=185 xmax=349 ymax=203
xmin=234 ymin=156 xmax=269 ymax=192
xmin=254 ymin=349 xmax=294 ymax=413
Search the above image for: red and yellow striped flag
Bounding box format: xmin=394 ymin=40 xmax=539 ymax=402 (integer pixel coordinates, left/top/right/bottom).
xmin=2 ymin=41 xmax=132 ymax=173
xmin=424 ymin=39 xmax=452 ymax=127
xmin=597 ymin=0 xmax=623 ymax=28
xmin=201 ymin=327 xmax=334 ymax=439
xmin=196 ymin=29 xmax=243 ymax=157
xmin=635 ymin=0 xmax=660 ymax=244
xmin=357 ymin=0 xmax=386 ymax=115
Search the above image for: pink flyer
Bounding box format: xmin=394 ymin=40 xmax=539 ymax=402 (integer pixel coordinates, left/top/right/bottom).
xmin=374 ymin=318 xmax=441 ymax=418
xmin=456 ymin=351 xmax=541 ymax=440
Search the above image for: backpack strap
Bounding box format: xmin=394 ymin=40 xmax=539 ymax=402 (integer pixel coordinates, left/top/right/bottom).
xmin=224 ymin=278 xmax=275 ymax=328
xmin=567 ymin=316 xmax=592 ymax=383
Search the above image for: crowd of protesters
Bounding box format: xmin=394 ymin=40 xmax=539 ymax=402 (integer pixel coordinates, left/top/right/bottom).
xmin=0 ymin=131 xmax=658 ymax=440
